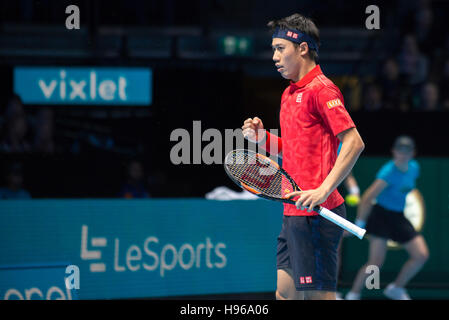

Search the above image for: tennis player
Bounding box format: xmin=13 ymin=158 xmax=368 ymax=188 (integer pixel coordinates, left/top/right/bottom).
xmin=345 ymin=135 xmax=429 ymax=300
xmin=242 ymin=13 xmax=364 ymax=300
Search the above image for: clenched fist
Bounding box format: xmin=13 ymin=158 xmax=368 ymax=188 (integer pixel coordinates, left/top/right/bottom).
xmin=241 ymin=117 xmax=266 ymax=143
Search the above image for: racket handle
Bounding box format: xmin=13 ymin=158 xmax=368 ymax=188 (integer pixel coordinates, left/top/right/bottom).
xmin=318 ymin=207 xmax=366 ymax=239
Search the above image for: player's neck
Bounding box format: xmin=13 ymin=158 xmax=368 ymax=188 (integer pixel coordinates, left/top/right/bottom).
xmin=294 ymin=60 xmax=317 ymax=83
xmin=394 ymin=160 xmax=409 ymax=172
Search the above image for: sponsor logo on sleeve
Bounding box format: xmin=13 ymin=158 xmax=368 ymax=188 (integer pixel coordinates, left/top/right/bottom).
xmin=326 ymin=98 xmax=343 ymax=109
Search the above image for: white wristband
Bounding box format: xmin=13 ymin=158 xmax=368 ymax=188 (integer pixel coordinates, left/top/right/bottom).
xmin=349 ymin=186 xmax=360 ymax=195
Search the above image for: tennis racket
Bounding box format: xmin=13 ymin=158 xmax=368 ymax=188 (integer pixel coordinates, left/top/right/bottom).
xmin=224 ymin=149 xmax=366 ymax=239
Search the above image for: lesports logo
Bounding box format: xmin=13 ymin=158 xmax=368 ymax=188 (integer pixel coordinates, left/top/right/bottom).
xmin=326 ymin=98 xmax=343 ymax=109
xmin=80 ymin=225 xmax=227 ymax=277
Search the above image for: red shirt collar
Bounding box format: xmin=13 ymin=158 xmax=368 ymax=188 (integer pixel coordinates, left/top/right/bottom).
xmin=289 ymin=64 xmax=322 ymax=93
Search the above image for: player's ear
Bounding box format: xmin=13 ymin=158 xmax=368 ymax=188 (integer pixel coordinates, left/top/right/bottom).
xmin=298 ymin=42 xmax=309 ymax=56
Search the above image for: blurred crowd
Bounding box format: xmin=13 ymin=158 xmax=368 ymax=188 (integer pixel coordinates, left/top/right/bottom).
xmin=1 ymin=0 xmax=448 ymax=199
xmin=0 ymin=95 xmax=54 ymax=154
xmin=360 ymin=0 xmax=449 ymax=111
xmin=0 ymin=162 xmax=31 ymax=199
xmin=0 ymin=156 xmax=155 ymax=200
xmin=0 ymin=95 xmax=167 ymax=199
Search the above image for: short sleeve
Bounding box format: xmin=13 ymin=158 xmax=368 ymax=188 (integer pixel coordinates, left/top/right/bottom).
xmin=315 ymin=86 xmax=355 ymax=137
xmin=376 ymin=162 xmax=394 ymax=184
xmin=412 ymin=160 xmax=420 ymax=179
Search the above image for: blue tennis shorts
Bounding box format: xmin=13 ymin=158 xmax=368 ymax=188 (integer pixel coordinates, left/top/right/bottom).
xmin=276 ymin=203 xmax=346 ymax=291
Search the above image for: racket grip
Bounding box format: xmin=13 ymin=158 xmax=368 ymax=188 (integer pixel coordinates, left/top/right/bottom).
xmin=318 ymin=207 xmax=366 ymax=239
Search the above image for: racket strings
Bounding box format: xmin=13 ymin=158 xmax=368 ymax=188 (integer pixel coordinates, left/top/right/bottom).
xmin=225 ymin=151 xmax=290 ymax=198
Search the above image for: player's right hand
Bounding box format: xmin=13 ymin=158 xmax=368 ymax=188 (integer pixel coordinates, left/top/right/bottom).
xmin=241 ymin=117 xmax=265 ymax=143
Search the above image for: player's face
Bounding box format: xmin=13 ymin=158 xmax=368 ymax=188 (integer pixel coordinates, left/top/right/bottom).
xmin=392 ymin=148 xmax=414 ymax=165
xmin=272 ymin=38 xmax=302 ymax=81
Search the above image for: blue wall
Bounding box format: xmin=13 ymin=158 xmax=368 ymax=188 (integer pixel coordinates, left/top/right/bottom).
xmin=0 ymin=199 xmax=282 ymax=299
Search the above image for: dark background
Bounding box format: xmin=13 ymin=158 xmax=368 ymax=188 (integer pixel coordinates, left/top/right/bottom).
xmin=1 ymin=0 xmax=448 ymax=199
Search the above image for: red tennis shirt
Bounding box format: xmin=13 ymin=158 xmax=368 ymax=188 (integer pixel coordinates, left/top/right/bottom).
xmin=278 ymin=65 xmax=356 ymax=216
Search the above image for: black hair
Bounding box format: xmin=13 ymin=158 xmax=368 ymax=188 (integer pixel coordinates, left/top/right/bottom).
xmin=393 ymin=135 xmax=416 ymax=151
xmin=267 ymin=13 xmax=320 ymax=63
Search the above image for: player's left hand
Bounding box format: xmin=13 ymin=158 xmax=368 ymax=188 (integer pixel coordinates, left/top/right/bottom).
xmin=285 ymin=187 xmax=329 ymax=212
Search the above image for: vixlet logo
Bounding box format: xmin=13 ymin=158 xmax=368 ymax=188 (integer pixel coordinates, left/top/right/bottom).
xmin=14 ymin=67 xmax=152 ymax=105
xmin=38 ymin=69 xmax=127 ymax=102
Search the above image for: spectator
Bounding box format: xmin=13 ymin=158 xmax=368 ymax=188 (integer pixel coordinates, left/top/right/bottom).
xmin=397 ymin=34 xmax=429 ymax=86
xmin=415 ymin=82 xmax=441 ymax=111
xmin=33 ymin=108 xmax=55 ymax=153
xmin=439 ymin=59 xmax=449 ymax=110
xmin=5 ymin=94 xmax=25 ymax=119
xmin=378 ymin=58 xmax=412 ymax=111
xmin=1 ymin=95 xmax=31 ymax=153
xmin=413 ymin=6 xmax=438 ymax=56
xmin=118 ymin=160 xmax=150 ymax=199
xmin=0 ymin=162 xmax=31 ymax=199
xmin=0 ymin=113 xmax=32 ymax=153
xmin=363 ymin=82 xmax=383 ymax=111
